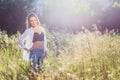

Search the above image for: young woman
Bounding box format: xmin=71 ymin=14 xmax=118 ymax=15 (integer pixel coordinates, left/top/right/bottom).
xmin=18 ymin=13 xmax=47 ymax=72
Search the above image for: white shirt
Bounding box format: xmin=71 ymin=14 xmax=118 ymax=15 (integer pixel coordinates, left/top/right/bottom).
xmin=18 ymin=26 xmax=47 ymax=61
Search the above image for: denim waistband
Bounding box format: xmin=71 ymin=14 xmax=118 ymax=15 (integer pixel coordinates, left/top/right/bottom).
xmin=31 ymin=48 xmax=44 ymax=52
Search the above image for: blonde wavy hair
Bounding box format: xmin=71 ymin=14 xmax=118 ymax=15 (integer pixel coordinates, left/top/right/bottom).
xmin=26 ymin=13 xmax=40 ymax=28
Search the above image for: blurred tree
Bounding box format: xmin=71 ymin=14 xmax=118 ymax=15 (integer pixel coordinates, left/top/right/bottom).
xmin=0 ymin=0 xmax=120 ymax=34
xmin=0 ymin=0 xmax=27 ymax=34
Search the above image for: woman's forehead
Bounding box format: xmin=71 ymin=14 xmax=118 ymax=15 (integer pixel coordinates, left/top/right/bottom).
xmin=29 ymin=17 xmax=37 ymax=20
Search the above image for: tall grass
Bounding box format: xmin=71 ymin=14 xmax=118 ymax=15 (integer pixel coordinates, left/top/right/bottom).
xmin=0 ymin=28 xmax=120 ymax=80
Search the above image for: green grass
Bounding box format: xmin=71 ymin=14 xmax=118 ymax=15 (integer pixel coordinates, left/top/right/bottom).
xmin=0 ymin=29 xmax=120 ymax=80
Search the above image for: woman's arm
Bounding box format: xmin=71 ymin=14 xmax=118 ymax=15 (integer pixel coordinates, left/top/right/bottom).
xmin=41 ymin=26 xmax=47 ymax=52
xmin=44 ymin=27 xmax=48 ymax=58
xmin=40 ymin=27 xmax=48 ymax=58
xmin=18 ymin=29 xmax=28 ymax=50
xmin=44 ymin=34 xmax=47 ymax=52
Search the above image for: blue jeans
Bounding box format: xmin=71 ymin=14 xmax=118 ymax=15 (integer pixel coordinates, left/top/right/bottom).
xmin=29 ymin=48 xmax=44 ymax=72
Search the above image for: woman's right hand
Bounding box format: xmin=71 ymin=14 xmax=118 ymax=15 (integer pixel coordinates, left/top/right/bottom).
xmin=24 ymin=48 xmax=30 ymax=52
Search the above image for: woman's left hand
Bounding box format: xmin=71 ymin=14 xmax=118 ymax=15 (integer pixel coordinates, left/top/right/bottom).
xmin=44 ymin=52 xmax=48 ymax=59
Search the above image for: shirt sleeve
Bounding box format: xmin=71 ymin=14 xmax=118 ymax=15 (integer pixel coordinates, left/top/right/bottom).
xmin=17 ymin=29 xmax=28 ymax=49
xmin=42 ymin=27 xmax=47 ymax=52
xmin=44 ymin=33 xmax=47 ymax=52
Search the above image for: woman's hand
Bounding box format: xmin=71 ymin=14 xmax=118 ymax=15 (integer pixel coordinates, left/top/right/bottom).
xmin=29 ymin=47 xmax=33 ymax=51
xmin=24 ymin=48 xmax=32 ymax=52
xmin=24 ymin=48 xmax=29 ymax=51
xmin=44 ymin=51 xmax=48 ymax=59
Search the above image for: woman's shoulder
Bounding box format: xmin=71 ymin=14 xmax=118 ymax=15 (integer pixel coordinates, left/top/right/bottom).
xmin=25 ymin=27 xmax=33 ymax=32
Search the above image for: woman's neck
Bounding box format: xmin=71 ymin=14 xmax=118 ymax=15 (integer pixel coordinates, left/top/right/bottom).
xmin=32 ymin=25 xmax=42 ymax=32
xmin=32 ymin=25 xmax=39 ymax=29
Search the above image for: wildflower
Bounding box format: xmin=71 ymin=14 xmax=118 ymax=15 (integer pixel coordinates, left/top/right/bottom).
xmin=67 ymin=73 xmax=71 ymax=76
xmin=92 ymin=76 xmax=95 ymax=79
xmin=58 ymin=67 xmax=64 ymax=71
xmin=87 ymin=68 xmax=91 ymax=72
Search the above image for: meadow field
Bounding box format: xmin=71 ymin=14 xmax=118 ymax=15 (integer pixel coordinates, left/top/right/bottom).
xmin=0 ymin=28 xmax=120 ymax=80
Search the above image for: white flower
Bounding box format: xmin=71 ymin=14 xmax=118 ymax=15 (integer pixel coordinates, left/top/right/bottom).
xmin=87 ymin=68 xmax=91 ymax=72
xmin=58 ymin=67 xmax=64 ymax=71
xmin=67 ymin=73 xmax=71 ymax=76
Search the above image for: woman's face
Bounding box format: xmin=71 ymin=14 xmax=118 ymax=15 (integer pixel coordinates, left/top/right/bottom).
xmin=29 ymin=16 xmax=38 ymax=27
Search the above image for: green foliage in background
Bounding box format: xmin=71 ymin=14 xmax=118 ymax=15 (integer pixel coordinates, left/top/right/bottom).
xmin=0 ymin=28 xmax=120 ymax=80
